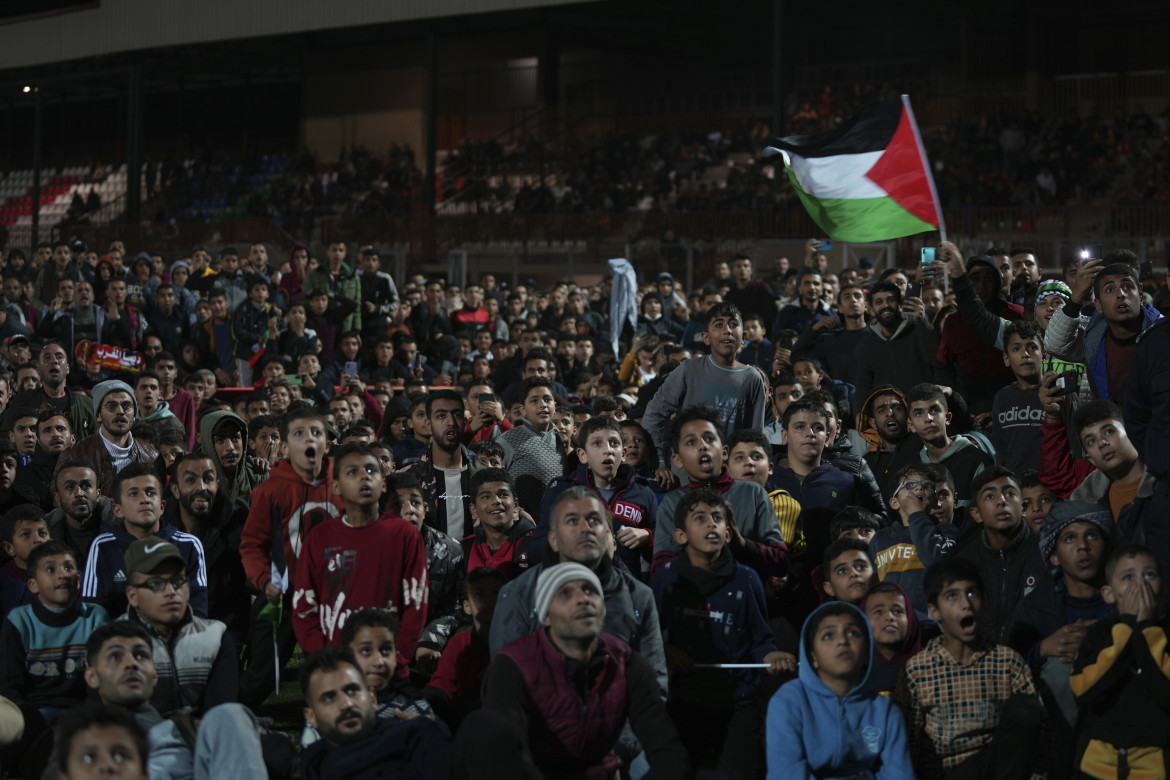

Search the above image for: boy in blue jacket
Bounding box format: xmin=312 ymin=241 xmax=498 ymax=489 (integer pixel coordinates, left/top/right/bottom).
xmin=536 ymin=416 xmax=659 ymax=576
xmin=766 ymin=601 xmax=914 ymax=780
xmin=653 ymin=487 xmax=792 ymax=777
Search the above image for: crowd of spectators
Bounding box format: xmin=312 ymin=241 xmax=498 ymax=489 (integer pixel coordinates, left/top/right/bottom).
xmin=1 ymin=208 xmax=1170 ymax=777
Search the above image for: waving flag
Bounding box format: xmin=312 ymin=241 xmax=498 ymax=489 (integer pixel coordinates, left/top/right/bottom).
xmin=764 ymin=95 xmax=945 ymax=242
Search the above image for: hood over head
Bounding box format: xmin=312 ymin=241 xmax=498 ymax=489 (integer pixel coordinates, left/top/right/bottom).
xmin=797 ymin=601 xmax=875 ymax=700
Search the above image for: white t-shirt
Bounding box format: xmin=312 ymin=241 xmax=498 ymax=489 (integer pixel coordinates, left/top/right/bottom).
xmin=436 ymin=466 xmax=466 ymax=538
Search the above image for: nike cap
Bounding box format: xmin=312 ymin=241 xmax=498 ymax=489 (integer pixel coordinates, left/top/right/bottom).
xmin=124 ymin=536 xmax=185 ymax=576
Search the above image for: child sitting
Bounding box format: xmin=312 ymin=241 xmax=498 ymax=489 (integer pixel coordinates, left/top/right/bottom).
xmin=538 ymin=416 xmax=658 ymax=575
xmin=869 ymin=463 xmax=959 ymax=614
xmin=342 ymin=607 xmax=433 ymax=720
xmin=385 ymin=471 xmax=467 ymax=676
xmin=424 ymin=566 xmax=507 ymax=730
xmin=457 ymin=469 xmax=535 ymax=580
xmin=1019 ymin=469 xmax=1060 ymax=534
xmin=894 ymin=557 xmax=1043 ymax=780
xmin=0 ymin=540 xmax=109 ymax=756
xmin=652 ymin=488 xmax=792 ymax=777
xmin=1070 ymin=544 xmax=1169 ymax=780
xmin=821 ymin=538 xmax=877 ymax=606
xmin=767 ymin=602 xmax=914 ymax=778
xmin=0 ymin=504 xmax=49 ymax=619
xmin=862 ymin=582 xmax=922 ymax=695
xmin=652 ymin=405 xmax=788 ymax=581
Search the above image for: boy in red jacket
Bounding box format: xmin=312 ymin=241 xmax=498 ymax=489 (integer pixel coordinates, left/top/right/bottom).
xmin=293 ymin=442 xmax=428 ymax=676
xmin=239 ymin=407 xmax=344 ymax=707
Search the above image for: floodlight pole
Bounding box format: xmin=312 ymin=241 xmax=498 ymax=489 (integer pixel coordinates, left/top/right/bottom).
xmin=31 ymin=88 xmax=42 ymax=247
xmin=772 ymin=0 xmax=784 ymax=136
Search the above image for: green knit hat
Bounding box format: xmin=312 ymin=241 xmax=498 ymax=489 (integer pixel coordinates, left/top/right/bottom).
xmin=1035 ymin=279 xmax=1071 ymax=306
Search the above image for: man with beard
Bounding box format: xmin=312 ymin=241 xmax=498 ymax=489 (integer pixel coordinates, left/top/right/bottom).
xmin=46 ymin=459 xmax=112 ymax=571
xmin=859 ymin=386 xmax=922 ymax=500
xmin=1045 ymin=252 xmax=1162 ymax=404
xmin=56 ymin=379 xmax=160 ymax=497
xmin=2 ymin=340 xmax=94 ymax=439
xmin=166 ymin=453 xmax=250 ymax=643
xmin=197 ymin=410 xmax=267 ymax=508
xmin=299 ymin=645 xmax=450 ymax=779
xmin=84 ymin=620 xmax=269 ymax=780
xmin=854 ymin=280 xmax=941 ymax=419
xmin=489 ymin=488 xmax=667 ymax=696
xmin=450 ymin=563 xmax=688 ymax=779
xmin=405 ymin=389 xmax=483 ymax=539
xmin=13 ymin=409 xmax=76 ymax=511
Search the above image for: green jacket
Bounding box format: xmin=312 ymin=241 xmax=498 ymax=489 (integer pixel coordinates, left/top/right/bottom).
xmin=198 ymin=410 xmax=267 ymax=508
xmin=304 ymin=262 xmax=361 ymax=332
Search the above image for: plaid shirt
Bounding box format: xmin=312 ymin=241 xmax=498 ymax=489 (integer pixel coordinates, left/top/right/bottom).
xmin=893 ymin=637 xmax=1038 ymax=779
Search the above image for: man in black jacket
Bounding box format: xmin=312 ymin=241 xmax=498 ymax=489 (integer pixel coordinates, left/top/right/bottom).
xmin=165 ymin=452 xmax=251 ymax=644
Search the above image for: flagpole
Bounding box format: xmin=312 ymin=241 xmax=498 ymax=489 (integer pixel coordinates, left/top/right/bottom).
xmin=902 ymin=94 xmax=949 ymax=296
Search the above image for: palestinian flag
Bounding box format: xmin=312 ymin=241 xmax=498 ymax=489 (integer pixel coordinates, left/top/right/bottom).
xmin=764 ymin=95 xmax=944 ymax=242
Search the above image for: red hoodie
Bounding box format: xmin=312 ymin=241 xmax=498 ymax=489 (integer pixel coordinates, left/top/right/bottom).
xmin=240 ymin=457 xmax=345 ymax=594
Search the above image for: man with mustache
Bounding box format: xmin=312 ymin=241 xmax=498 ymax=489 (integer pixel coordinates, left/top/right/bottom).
xmin=197 ymin=410 xmax=266 ymax=509
xmin=489 ymin=487 xmax=668 ymax=697
xmin=55 ymin=379 xmax=161 ymax=498
xmin=2 ymin=340 xmax=94 ymax=439
xmin=84 ymin=619 xmax=268 ymax=780
xmin=12 ymin=409 xmax=76 ymax=511
xmin=299 ymin=645 xmax=451 ymax=779
xmin=165 ymin=453 xmax=251 ymax=644
xmin=449 ymin=562 xmax=689 ymax=779
xmin=853 ymin=280 xmax=941 ymax=423
xmin=46 ymin=459 xmax=112 ymax=571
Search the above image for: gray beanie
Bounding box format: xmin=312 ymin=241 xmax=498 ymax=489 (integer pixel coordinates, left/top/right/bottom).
xmin=92 ymin=379 xmax=136 ymax=414
xmin=1039 ymin=500 xmax=1113 ymax=562
xmin=534 ymin=562 xmax=603 ymax=623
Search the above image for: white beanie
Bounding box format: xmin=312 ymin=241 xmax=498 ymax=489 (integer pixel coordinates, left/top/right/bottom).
xmin=534 ymin=562 xmax=603 ymax=623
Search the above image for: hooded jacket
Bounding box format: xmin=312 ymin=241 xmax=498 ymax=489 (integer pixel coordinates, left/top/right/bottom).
xmin=858 ymin=385 xmax=922 ymax=500
xmin=239 ymin=456 xmax=345 ymax=594
xmin=198 ymin=410 xmax=267 ymax=509
xmin=766 ymin=602 xmax=914 ymax=780
xmin=861 ymin=582 xmax=923 ymax=696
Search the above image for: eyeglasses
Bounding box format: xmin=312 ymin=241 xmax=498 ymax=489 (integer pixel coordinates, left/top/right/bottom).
xmin=102 ymin=401 xmax=135 ymax=413
xmin=897 ymin=479 xmax=936 ymax=494
xmin=131 ymin=575 xmax=188 ymax=593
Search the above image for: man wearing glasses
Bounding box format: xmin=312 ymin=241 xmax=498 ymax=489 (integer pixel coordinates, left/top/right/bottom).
xmin=2 ymin=341 xmax=94 ymax=438
xmin=119 ymin=535 xmax=233 ymax=715
xmin=56 ymin=378 xmax=160 ymax=498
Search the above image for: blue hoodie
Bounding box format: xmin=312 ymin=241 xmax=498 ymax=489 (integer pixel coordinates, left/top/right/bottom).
xmin=766 ymin=602 xmax=914 ymax=780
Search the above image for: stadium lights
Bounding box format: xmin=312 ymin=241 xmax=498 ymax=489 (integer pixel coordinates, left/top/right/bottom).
xmin=22 ymin=85 xmax=38 ymax=93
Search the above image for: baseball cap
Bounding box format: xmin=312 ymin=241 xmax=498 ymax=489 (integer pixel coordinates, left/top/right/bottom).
xmin=124 ymin=536 xmax=186 ymax=576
